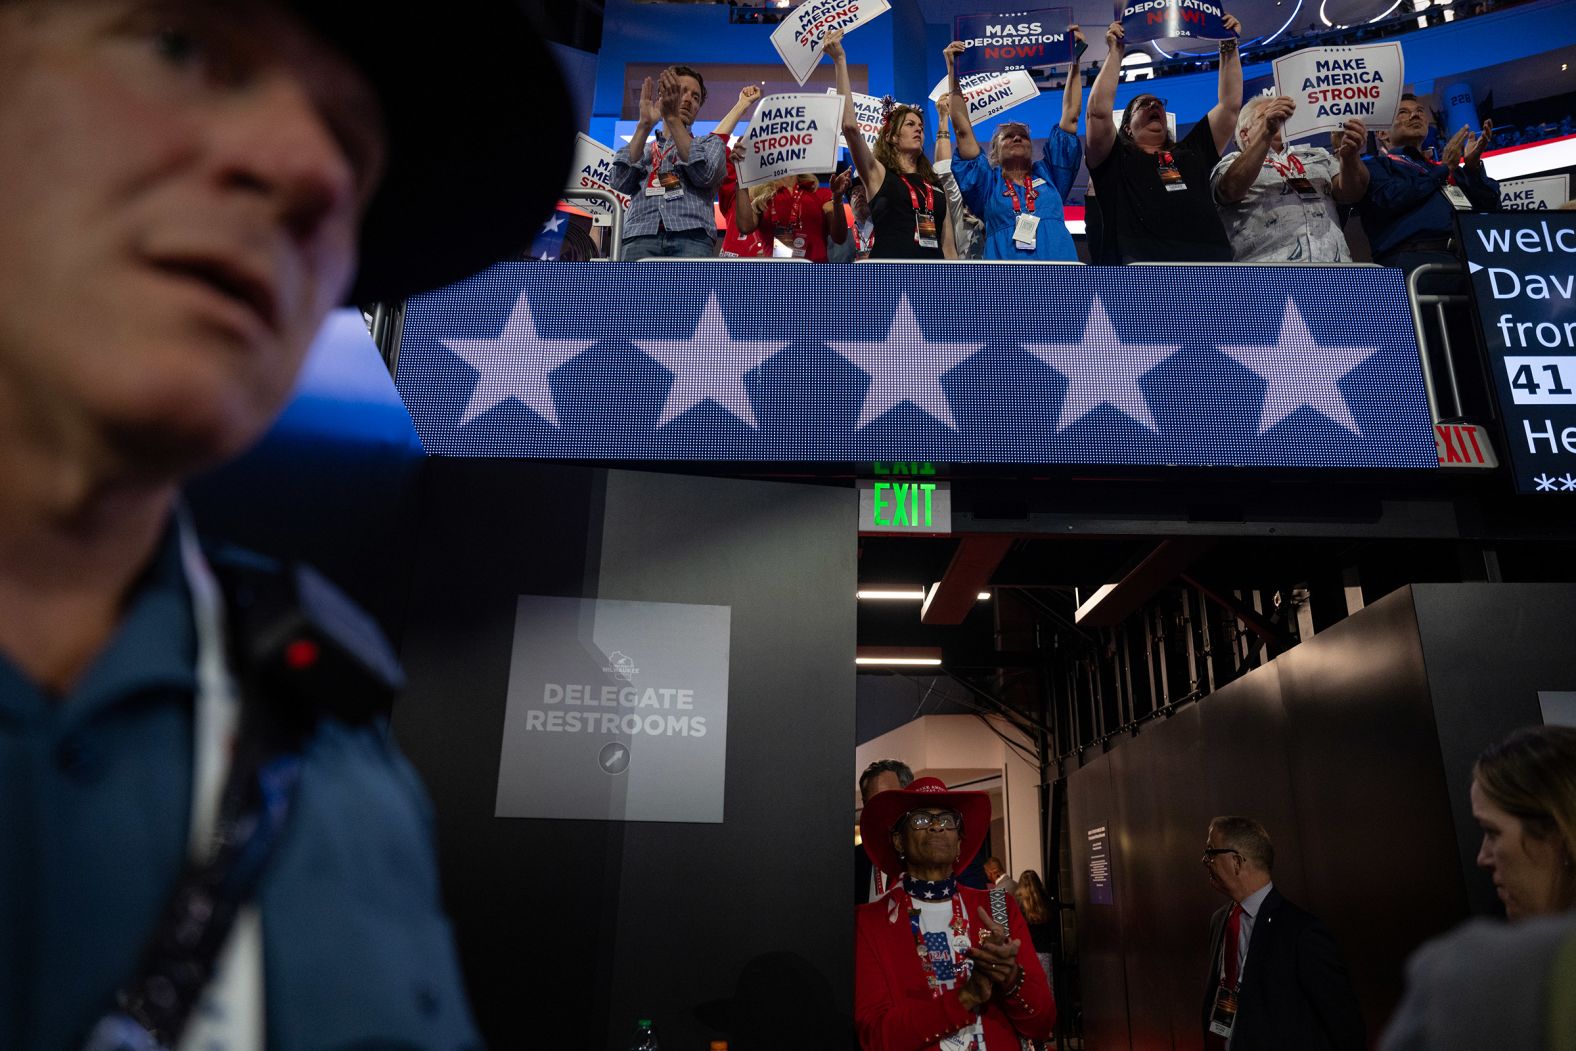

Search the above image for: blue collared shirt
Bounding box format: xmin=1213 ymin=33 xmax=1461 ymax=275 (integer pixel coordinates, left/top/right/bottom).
xmin=1359 ymin=145 xmax=1499 ymax=258
xmin=0 ymin=530 xmax=480 ymax=1050
xmin=0 ymin=527 xmax=196 ymax=1051
xmin=951 ymin=128 xmax=1082 ymax=262
xmin=610 ymin=128 xmax=727 ymax=238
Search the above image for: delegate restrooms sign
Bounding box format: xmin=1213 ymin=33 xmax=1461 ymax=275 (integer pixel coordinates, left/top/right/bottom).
xmin=1460 ymin=212 xmax=1576 ymax=494
xmin=495 ymin=596 xmax=732 ymax=822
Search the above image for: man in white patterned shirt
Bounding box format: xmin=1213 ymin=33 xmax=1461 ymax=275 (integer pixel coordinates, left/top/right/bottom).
xmin=1211 ymin=96 xmax=1368 ymax=263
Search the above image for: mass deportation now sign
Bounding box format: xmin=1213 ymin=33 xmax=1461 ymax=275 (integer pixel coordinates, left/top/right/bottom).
xmin=772 ymin=0 xmax=891 ymax=85
xmin=1118 ymin=0 xmax=1232 ymax=47
xmin=495 ymin=595 xmax=732 ymax=823
xmin=1272 ymin=43 xmax=1404 ymax=141
xmin=954 ymin=9 xmax=1075 ymax=76
xmin=738 ymin=93 xmax=842 ymax=187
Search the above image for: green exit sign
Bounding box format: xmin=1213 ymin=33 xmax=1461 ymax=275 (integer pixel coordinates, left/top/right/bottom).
xmin=859 ymin=481 xmax=951 ymax=534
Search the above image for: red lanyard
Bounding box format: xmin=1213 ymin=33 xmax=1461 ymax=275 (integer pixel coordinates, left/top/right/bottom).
xmin=775 ymin=187 xmax=805 ymax=236
xmin=905 ymin=890 xmax=972 ymax=999
xmin=900 ymin=175 xmax=935 ymax=216
xmin=1003 ymin=176 xmax=1038 ymax=214
xmin=1386 ymin=150 xmax=1436 ymax=173
xmin=1387 ymin=149 xmax=1455 ymax=185
xmin=1267 ymin=153 xmax=1306 ymax=179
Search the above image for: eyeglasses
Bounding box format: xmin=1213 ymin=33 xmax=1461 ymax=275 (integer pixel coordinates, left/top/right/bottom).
xmin=900 ymin=810 xmax=962 ymax=832
xmin=1201 ymin=847 xmax=1240 ymax=863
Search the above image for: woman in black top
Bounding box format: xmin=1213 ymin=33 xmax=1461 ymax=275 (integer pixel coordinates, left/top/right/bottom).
xmin=1084 ymin=16 xmax=1243 ymax=263
xmin=826 ymin=31 xmax=955 ymax=260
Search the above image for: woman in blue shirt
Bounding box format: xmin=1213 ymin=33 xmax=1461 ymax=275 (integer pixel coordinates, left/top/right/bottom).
xmin=943 ymin=31 xmax=1086 ymax=262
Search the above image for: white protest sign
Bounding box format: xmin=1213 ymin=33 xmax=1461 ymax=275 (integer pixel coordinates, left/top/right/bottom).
xmin=928 ymin=69 xmax=1039 ymax=125
xmin=827 ymin=88 xmax=884 ymax=151
xmin=739 ymin=93 xmax=843 ymax=187
xmin=564 ymin=133 xmax=631 ymax=219
xmin=1273 ymin=42 xmax=1403 ymax=141
xmin=1499 ymin=174 xmax=1571 ymax=211
xmin=772 ymin=0 xmax=891 ymax=86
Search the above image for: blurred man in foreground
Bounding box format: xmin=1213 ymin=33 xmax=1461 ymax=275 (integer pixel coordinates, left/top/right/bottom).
xmin=0 ymin=2 xmax=571 ymax=1047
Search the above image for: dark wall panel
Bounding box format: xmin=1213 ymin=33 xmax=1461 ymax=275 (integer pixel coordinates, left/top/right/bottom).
xmin=1275 ymin=587 xmax=1462 ymax=1040
xmin=1412 ymin=583 xmax=1576 ymax=917
xmin=1067 ymin=753 xmax=1132 ymax=1051
xmin=1064 ymin=583 xmax=1552 ymax=1050
xmin=392 ymin=461 xmax=856 ymax=1050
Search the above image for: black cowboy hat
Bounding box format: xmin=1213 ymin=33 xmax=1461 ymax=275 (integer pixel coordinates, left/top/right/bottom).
xmin=291 ymin=4 xmax=577 ymax=304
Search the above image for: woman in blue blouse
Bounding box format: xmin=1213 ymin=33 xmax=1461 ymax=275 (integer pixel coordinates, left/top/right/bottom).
xmin=943 ymin=30 xmax=1086 ymax=262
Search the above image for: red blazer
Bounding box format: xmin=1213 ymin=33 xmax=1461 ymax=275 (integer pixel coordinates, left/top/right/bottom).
xmin=855 ymin=884 xmax=1055 ymax=1051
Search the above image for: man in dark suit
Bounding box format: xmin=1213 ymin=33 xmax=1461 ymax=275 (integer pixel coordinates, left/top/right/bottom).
xmin=1200 ymin=816 xmax=1365 ymax=1051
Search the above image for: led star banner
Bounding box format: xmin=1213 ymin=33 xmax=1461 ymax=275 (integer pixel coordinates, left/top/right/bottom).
xmin=395 ymin=262 xmax=1436 ymax=469
xmin=1459 ymin=212 xmax=1576 ymax=493
xmin=953 ymin=9 xmax=1075 ymax=76
xmin=1117 ymin=0 xmax=1232 ymax=47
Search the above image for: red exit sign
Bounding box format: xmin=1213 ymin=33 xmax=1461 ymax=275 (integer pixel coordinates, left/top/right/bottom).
xmin=1435 ymin=422 xmax=1498 ymax=468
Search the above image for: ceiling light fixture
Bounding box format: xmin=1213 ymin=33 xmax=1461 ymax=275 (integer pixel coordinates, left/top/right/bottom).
xmin=856 ymin=589 xmax=993 ymax=601
xmin=856 ymin=646 xmax=944 ymax=667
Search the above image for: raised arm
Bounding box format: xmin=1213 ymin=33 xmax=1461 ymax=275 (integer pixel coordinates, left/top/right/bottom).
xmin=826 ymin=31 xmax=886 ymax=196
xmin=1205 ymin=14 xmax=1244 ymax=155
xmin=1085 ymin=21 xmax=1124 ymax=169
xmin=935 ymin=89 xmax=955 ymax=163
xmin=1329 ymin=117 xmax=1369 ymax=204
xmin=732 ymin=142 xmax=763 ymax=236
xmin=1215 ymin=95 xmax=1290 ymax=203
xmin=658 ymin=69 xmax=696 ymax=161
xmin=713 ymin=84 xmax=762 ymax=140
xmin=623 ymin=76 xmax=660 ymax=165
xmin=1060 ymin=26 xmax=1087 ymax=134
xmin=944 ymin=42 xmax=981 ymax=161
xmin=825 ymin=174 xmax=849 ymax=245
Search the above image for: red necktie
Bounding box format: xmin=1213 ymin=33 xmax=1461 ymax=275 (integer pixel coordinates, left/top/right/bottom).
xmin=1223 ymin=902 xmax=1244 ymax=989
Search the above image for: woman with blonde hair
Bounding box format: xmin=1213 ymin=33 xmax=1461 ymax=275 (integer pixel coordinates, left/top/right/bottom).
xmin=825 ymin=31 xmax=956 ymax=260
xmin=1014 ymin=869 xmax=1056 ymax=985
xmin=1379 ymin=725 xmax=1576 ymax=1050
xmin=1470 ymin=724 xmax=1576 ymax=919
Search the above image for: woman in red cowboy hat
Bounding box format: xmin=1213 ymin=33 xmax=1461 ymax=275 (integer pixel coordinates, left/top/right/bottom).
xmin=856 ymin=777 xmax=1055 ymax=1051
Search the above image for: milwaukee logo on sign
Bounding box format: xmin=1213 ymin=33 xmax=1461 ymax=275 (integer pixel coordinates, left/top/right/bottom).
xmin=1435 ymin=422 xmax=1497 ymax=468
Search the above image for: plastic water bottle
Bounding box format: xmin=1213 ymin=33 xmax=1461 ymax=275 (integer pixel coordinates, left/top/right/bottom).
xmin=629 ymin=1018 xmax=660 ymax=1051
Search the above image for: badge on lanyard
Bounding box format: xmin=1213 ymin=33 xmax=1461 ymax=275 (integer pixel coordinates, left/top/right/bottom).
xmin=645 ymin=138 xmax=684 ymax=199
xmin=1208 ymin=984 xmax=1240 ymax=1038
xmin=1004 ymin=177 xmax=1039 ymax=250
xmin=1013 ymin=213 xmax=1040 ymax=250
xmin=1157 ymin=150 xmax=1187 ymax=192
xmin=1443 ymin=184 xmax=1473 ymax=211
xmin=903 ymin=176 xmax=939 ymax=249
